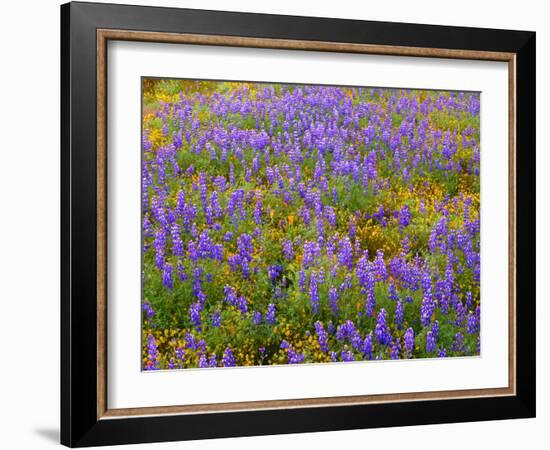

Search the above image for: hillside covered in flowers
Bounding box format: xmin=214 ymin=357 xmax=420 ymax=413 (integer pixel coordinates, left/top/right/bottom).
xmin=141 ymin=79 xmax=480 ymax=370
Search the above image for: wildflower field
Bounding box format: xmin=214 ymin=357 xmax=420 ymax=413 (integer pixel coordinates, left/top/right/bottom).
xmin=141 ymin=78 xmax=481 ymax=370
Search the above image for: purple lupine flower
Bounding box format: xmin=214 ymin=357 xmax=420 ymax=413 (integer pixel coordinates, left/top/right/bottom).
xmin=298 ymin=269 xmax=306 ymax=292
xmin=153 ymin=228 xmax=166 ymax=270
xmin=420 ymin=294 xmax=435 ymax=327
xmin=375 ymin=309 xmax=390 ymax=346
xmin=252 ymin=310 xmax=262 ymax=325
xmin=198 ymin=353 xmax=208 ymax=368
xmin=190 ymin=301 xmax=202 ymax=331
xmin=341 ymin=347 xmax=355 ymax=362
xmin=309 ymin=271 xmax=320 ymax=314
xmin=208 ymin=353 xmax=217 ymax=367
xmin=211 ymin=310 xmax=221 ymax=327
xmin=282 ymin=239 xmax=294 ymax=261
xmin=395 ymin=300 xmax=403 ymax=329
xmin=236 ymin=295 xmax=248 ymax=316
xmin=390 ymin=340 xmax=401 ymax=360
xmin=388 ymin=281 xmax=399 ymax=302
xmin=266 ymin=303 xmax=276 ymax=324
xmin=398 ymin=204 xmax=411 ymax=229
xmin=466 ymin=309 xmax=480 ymax=334
xmin=187 ymin=240 xmax=198 ymax=264
xmin=143 ymin=213 xmax=153 ymax=238
xmin=210 ymin=191 xmax=222 ymax=218
xmin=288 ymin=346 xmax=306 ymax=364
xmin=176 ymin=260 xmax=187 ymax=282
xmin=431 ymin=320 xmax=440 ymax=342
xmin=314 ymin=321 xmax=329 ymax=352
xmin=142 ymin=302 xmax=155 ymax=320
xmin=170 ymin=223 xmax=184 ymax=257
xmin=185 ymin=331 xmax=197 ymax=350
xmin=303 ymin=240 xmax=321 ymax=268
xmin=438 ymin=346 xmax=447 ymax=358
xmin=162 ymin=262 xmax=173 ymax=289
xmin=328 ymin=286 xmax=339 ymax=315
xmin=426 ymin=330 xmax=437 ymax=353
xmin=268 ymin=265 xmax=283 ymax=284
xmin=254 ymin=195 xmax=263 ymax=224
xmin=362 ymin=333 xmax=373 ymax=360
xmin=337 ymin=236 xmax=354 ymax=270
xmin=465 ymin=291 xmax=473 ymax=310
xmin=454 ymin=301 xmax=467 ymax=327
xmin=451 ymin=332 xmax=466 ymax=353
xmin=374 ymin=250 xmax=387 ymax=281
xmin=404 ymin=328 xmax=415 ymax=356
xmin=144 ymin=334 xmax=159 ymax=370
xmin=221 ymin=348 xmax=236 ymax=367
xmin=192 ymin=267 xmax=203 ymax=298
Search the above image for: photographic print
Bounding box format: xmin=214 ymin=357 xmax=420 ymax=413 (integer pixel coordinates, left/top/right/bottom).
xmin=141 ymin=78 xmax=481 ymax=370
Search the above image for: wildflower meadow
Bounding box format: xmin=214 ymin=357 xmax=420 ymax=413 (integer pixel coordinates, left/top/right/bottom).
xmin=141 ymin=78 xmax=481 ymax=370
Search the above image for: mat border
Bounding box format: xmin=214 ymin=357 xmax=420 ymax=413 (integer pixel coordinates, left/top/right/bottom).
xmin=96 ymin=28 xmax=516 ymax=419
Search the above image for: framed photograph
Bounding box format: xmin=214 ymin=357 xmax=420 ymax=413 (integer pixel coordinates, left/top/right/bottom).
xmin=61 ymin=1 xmax=536 ymax=447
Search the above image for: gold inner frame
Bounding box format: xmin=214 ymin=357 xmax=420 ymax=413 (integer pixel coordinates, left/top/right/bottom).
xmin=96 ymin=29 xmax=517 ymax=420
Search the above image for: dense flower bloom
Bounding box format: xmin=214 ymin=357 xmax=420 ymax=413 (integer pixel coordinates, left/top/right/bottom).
xmin=141 ymin=81 xmax=481 ymax=369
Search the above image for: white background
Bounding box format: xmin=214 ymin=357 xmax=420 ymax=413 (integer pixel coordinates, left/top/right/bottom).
xmin=109 ymin=41 xmax=509 ymax=409
xmin=0 ymin=0 xmax=546 ymax=449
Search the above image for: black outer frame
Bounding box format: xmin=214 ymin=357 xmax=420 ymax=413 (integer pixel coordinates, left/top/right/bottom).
xmin=61 ymin=1 xmax=536 ymax=447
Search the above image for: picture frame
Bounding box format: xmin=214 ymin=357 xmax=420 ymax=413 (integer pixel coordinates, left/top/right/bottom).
xmin=61 ymin=1 xmax=536 ymax=447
